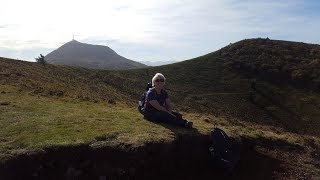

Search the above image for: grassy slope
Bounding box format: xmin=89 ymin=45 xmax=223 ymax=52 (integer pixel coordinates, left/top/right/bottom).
xmin=108 ymin=50 xmax=320 ymax=136
xmin=218 ymin=38 xmax=320 ymax=91
xmin=0 ymin=85 xmax=196 ymax=161
xmin=0 ymin=58 xmax=128 ymax=102
xmin=1 ymin=84 xmax=318 ymax=159
xmin=2 ymin=49 xmax=319 ymax=137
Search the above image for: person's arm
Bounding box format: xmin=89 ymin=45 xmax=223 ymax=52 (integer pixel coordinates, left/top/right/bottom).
xmin=149 ymin=100 xmax=176 ymax=117
xmin=165 ymin=98 xmax=173 ymax=113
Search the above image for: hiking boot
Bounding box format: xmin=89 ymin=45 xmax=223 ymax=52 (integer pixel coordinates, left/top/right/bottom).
xmin=185 ymin=121 xmax=193 ymax=128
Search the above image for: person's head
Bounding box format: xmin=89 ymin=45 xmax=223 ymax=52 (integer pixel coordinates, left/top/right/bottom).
xmin=152 ymin=73 xmax=166 ymax=88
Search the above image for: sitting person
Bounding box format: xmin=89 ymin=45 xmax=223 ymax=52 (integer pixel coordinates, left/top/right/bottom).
xmin=143 ymin=73 xmax=193 ymax=128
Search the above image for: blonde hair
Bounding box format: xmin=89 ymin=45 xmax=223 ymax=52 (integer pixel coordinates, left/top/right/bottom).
xmin=152 ymin=73 xmax=166 ymax=86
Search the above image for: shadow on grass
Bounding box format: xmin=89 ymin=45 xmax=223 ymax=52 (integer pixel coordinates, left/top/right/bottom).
xmin=152 ymin=119 xmax=202 ymax=137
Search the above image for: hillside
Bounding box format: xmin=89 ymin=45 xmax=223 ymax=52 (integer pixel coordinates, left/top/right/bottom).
xmin=218 ymin=38 xmax=320 ymax=92
xmin=1 ymin=38 xmax=320 ymax=136
xmin=100 ymin=39 xmax=320 ymax=136
xmin=45 ymin=40 xmax=147 ymax=70
xmin=0 ymin=38 xmax=320 ymax=179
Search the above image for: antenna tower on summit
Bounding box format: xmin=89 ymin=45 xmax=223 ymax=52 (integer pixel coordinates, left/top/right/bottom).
xmin=73 ymin=34 xmax=75 ymax=40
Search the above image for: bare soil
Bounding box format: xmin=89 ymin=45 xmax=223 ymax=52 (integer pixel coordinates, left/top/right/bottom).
xmin=0 ymin=135 xmax=317 ymax=180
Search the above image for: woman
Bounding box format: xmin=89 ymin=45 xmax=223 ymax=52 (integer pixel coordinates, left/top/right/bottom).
xmin=143 ymin=73 xmax=193 ymax=128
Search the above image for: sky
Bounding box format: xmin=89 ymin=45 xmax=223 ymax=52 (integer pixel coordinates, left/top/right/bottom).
xmin=1 ymin=0 xmax=320 ymax=63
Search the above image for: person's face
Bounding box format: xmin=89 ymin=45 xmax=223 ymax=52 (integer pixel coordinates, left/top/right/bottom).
xmin=154 ymin=78 xmax=165 ymax=89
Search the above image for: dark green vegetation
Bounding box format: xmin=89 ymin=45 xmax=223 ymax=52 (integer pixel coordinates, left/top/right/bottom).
xmin=220 ymin=38 xmax=320 ymax=92
xmin=0 ymin=38 xmax=319 ymax=179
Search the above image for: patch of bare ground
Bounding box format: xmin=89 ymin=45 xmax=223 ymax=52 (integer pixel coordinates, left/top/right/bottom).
xmin=0 ymin=135 xmax=316 ymax=180
xmin=242 ymin=137 xmax=319 ymax=180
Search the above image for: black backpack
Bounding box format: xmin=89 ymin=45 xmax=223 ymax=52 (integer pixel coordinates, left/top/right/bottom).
xmin=209 ymin=127 xmax=239 ymax=171
xmin=138 ymin=82 xmax=152 ymax=114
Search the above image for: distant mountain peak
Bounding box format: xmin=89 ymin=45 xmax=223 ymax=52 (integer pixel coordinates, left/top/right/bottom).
xmin=45 ymin=40 xmax=147 ymax=70
xmin=69 ymin=39 xmax=79 ymax=43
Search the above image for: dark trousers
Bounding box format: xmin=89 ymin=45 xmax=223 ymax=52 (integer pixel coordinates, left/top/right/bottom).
xmin=144 ymin=111 xmax=187 ymax=126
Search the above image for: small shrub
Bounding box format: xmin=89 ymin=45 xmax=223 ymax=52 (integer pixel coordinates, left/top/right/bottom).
xmin=35 ymin=54 xmax=46 ymax=66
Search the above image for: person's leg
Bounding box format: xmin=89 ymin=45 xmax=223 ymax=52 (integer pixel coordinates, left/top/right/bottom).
xmin=152 ymin=111 xmax=186 ymax=126
xmin=172 ymin=111 xmax=182 ymax=119
xmin=172 ymin=111 xmax=193 ymax=128
xmin=171 ymin=111 xmax=189 ymax=125
xmin=144 ymin=111 xmax=192 ymax=128
xmin=158 ymin=111 xmax=186 ymax=126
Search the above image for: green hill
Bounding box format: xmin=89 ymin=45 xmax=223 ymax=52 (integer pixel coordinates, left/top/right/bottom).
xmin=0 ymin=38 xmax=319 ymax=179
xmin=218 ymin=38 xmax=320 ymax=91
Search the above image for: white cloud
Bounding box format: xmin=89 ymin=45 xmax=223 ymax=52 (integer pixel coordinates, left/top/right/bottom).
xmin=0 ymin=0 xmax=319 ymax=62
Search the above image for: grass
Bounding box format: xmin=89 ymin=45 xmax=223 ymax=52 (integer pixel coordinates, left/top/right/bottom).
xmin=1 ymin=55 xmax=319 ymax=137
xmin=0 ymin=85 xmax=177 ymax=159
xmin=1 ymin=84 xmax=319 ymax=161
